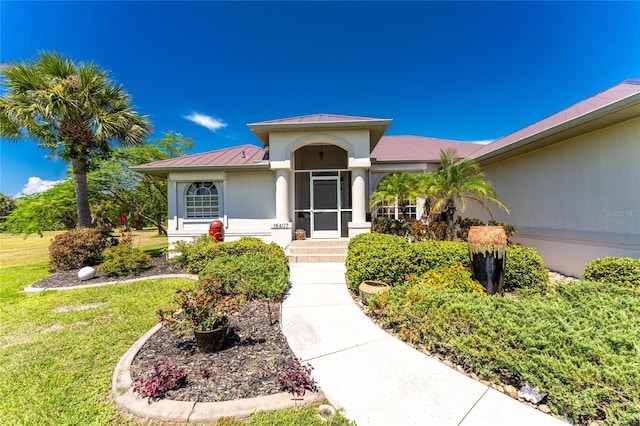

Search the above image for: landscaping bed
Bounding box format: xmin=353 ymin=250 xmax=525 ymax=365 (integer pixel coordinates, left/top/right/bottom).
xmin=130 ymin=299 xmax=296 ymax=402
xmin=29 ymin=256 xmax=188 ymax=289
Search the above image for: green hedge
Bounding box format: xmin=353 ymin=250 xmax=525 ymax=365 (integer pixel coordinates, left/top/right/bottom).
xmin=583 ymin=257 xmax=640 ymax=288
xmin=200 ymin=254 xmax=289 ymax=300
xmin=345 ymin=233 xmax=548 ymax=292
xmin=345 ymin=233 xmax=412 ymax=290
xmin=172 ymin=236 xmax=287 ymax=274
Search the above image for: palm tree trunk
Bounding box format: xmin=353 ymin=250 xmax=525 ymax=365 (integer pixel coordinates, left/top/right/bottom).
xmin=72 ymin=158 xmax=93 ymax=228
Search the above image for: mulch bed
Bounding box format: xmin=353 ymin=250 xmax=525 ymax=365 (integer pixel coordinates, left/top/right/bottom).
xmin=29 ymin=256 xmax=189 ymax=289
xmin=130 ymin=300 xmax=296 ymax=402
xmin=29 ymin=257 xmax=297 ymax=403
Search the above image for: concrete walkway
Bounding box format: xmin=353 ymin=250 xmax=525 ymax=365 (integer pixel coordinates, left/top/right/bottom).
xmin=281 ymin=263 xmax=567 ymax=426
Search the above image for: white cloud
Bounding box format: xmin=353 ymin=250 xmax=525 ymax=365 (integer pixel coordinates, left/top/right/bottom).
xmin=184 ymin=112 xmax=227 ymax=132
xmin=471 ymin=139 xmax=495 ymax=145
xmin=19 ymin=177 xmax=62 ymax=196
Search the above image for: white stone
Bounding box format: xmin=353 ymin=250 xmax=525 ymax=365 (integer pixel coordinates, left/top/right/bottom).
xmin=78 ymin=266 xmax=96 ymax=281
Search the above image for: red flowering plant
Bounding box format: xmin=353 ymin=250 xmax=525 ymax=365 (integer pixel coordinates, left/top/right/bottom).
xmin=156 ymin=275 xmax=245 ymax=333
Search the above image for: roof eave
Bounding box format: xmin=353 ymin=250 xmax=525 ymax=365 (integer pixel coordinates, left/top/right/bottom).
xmin=247 ymin=119 xmax=393 ymax=146
xmin=473 ymin=91 xmax=640 ymax=165
xmin=131 ymin=162 xmax=271 ymax=178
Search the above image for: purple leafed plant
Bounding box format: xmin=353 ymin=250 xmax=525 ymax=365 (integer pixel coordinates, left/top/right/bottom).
xmin=277 ymin=357 xmax=318 ymax=397
xmin=133 ymin=359 xmax=186 ymax=401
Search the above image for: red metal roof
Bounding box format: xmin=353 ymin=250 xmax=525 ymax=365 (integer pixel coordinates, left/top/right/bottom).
xmin=471 ymin=79 xmax=640 ymax=159
xmin=250 ymin=113 xmax=387 ymax=125
xmin=134 ymin=144 xmax=267 ymax=170
xmin=371 ymin=135 xmax=483 ymax=162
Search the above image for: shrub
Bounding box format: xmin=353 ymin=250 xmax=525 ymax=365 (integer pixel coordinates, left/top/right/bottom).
xmin=172 ymin=236 xmax=286 ymax=274
xmin=504 ymin=246 xmax=549 ymax=292
xmin=345 ymin=233 xmax=412 ymax=290
xmin=132 ymin=360 xmax=186 ymax=401
xmin=200 ymin=254 xmax=289 ymax=300
xmin=371 ymin=281 xmax=640 ymax=425
xmin=408 ymin=240 xmax=470 ymax=276
xmin=49 ymin=228 xmax=113 ymax=271
xmin=277 ymin=357 xmax=317 ymax=397
xmin=407 ymin=263 xmax=485 ymax=295
xmin=98 ymin=243 xmax=151 ymax=276
xmin=346 ymin=234 xmax=549 ymax=294
xmin=582 ymin=257 xmax=640 ymax=288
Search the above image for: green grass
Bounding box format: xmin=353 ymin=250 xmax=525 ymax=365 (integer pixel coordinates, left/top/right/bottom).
xmin=0 ymin=231 xmax=351 ymax=425
xmin=373 ymin=281 xmax=640 ymax=425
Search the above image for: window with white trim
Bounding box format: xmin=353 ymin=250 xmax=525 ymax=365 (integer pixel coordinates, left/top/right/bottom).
xmin=185 ymin=182 xmax=219 ymax=218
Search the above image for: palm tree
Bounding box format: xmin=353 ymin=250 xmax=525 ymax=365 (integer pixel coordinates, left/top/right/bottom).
xmin=369 ymin=171 xmax=419 ymax=219
xmin=0 ymin=52 xmax=151 ymax=227
xmin=423 ymin=149 xmax=508 ymax=240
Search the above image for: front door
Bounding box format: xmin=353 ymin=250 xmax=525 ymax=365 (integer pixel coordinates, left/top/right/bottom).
xmin=311 ymin=176 xmax=340 ymax=238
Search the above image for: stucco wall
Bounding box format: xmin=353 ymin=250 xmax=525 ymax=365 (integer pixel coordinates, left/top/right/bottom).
xmin=475 ymin=116 xmax=640 ymax=277
xmin=166 ymin=170 xmax=276 ymax=246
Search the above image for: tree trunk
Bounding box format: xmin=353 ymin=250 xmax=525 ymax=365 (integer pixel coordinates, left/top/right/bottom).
xmin=72 ymin=158 xmax=93 ymax=228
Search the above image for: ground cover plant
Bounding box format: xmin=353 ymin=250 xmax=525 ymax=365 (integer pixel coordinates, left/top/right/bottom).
xmin=369 ymin=279 xmax=640 ymax=425
xmin=0 ymin=231 xmax=351 ymax=425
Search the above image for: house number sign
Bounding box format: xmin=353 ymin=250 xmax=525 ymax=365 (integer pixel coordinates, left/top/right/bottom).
xmin=272 ymin=223 xmax=291 ymax=229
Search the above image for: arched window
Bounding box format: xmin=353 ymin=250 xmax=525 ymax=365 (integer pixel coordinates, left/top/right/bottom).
xmin=185 ymin=182 xmax=219 ymax=218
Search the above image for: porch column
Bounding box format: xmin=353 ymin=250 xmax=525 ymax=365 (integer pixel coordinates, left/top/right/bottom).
xmin=351 ymin=167 xmax=367 ymax=223
xmin=275 ymin=169 xmax=289 ymax=222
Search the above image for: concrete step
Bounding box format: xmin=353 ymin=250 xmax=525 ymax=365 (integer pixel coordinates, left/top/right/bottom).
xmin=287 ymin=239 xmax=348 ymax=263
xmin=289 ymin=246 xmax=348 ymax=255
xmin=288 ymin=254 xmax=347 ymax=263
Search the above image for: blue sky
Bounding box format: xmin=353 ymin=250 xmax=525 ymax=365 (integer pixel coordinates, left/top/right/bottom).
xmin=1 ymin=1 xmax=639 ymax=197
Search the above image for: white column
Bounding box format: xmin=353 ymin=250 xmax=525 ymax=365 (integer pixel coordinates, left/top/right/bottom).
xmin=275 ymin=169 xmax=289 ymax=222
xmin=351 ymin=167 xmax=366 ymax=223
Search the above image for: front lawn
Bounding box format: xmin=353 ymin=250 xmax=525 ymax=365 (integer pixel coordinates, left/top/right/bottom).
xmin=0 ymin=231 xmax=352 ymax=425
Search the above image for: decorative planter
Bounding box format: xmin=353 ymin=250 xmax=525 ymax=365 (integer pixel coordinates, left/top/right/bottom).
xmin=359 ymin=280 xmax=390 ymax=305
xmin=194 ymin=319 xmax=229 ymax=353
xmin=468 ymin=226 xmax=507 ymax=295
xmin=295 ymin=229 xmax=306 ymax=240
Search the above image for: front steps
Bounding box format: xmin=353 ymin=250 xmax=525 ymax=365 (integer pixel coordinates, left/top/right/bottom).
xmin=287 ymin=239 xmax=349 ymax=263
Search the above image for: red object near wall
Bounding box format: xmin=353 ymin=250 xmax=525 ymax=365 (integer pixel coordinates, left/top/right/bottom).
xmin=208 ymin=220 xmax=224 ymax=242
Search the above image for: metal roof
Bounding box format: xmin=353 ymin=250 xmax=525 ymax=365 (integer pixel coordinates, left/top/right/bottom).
xmin=371 ymin=135 xmax=483 ymax=162
xmin=248 ymin=113 xmax=392 ymax=146
xmin=131 ymin=144 xmax=268 ymax=177
xmin=471 ymin=79 xmax=640 ymax=161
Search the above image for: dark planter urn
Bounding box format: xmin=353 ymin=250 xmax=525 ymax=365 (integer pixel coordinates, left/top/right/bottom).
xmin=468 ymin=226 xmax=507 ymax=295
xmin=194 ymin=319 xmax=229 ymax=353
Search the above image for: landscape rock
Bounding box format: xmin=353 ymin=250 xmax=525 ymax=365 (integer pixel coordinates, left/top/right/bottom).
xmin=77 ymin=266 xmax=96 ymax=281
xmin=538 ymin=404 xmax=551 ymax=414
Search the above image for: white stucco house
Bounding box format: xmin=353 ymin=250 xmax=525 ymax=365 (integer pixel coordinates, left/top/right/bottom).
xmin=134 ymin=79 xmax=640 ymax=277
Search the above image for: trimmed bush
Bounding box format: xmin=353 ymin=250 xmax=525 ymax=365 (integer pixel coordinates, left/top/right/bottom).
xmin=345 ymin=233 xmax=412 ymax=290
xmin=346 ymin=233 xmax=549 ymax=293
xmin=172 ymin=236 xmax=286 ymax=274
xmin=49 ymin=228 xmax=113 ymax=271
xmin=582 ymin=256 xmax=640 ymax=288
xmin=409 ymin=240 xmax=470 ymax=276
xmin=200 ymin=254 xmax=288 ymax=300
xmin=99 ymin=243 xmax=151 ymax=277
xmin=407 ymin=263 xmax=486 ymax=295
xmin=504 ymin=246 xmax=549 ymax=292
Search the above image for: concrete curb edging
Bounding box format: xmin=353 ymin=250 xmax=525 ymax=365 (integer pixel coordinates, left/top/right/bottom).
xmin=112 ymin=323 xmax=326 ymax=423
xmin=24 ymin=274 xmax=199 ymax=293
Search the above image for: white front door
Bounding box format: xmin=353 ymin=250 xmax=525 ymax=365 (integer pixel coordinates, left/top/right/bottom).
xmin=311 ymin=176 xmax=340 ymax=238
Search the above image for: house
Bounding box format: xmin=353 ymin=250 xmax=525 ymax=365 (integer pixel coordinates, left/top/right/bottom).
xmin=133 ymin=79 xmax=640 ymax=277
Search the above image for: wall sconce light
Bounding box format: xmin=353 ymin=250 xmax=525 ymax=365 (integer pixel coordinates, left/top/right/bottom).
xmin=319 ymin=146 xmax=325 ymax=160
